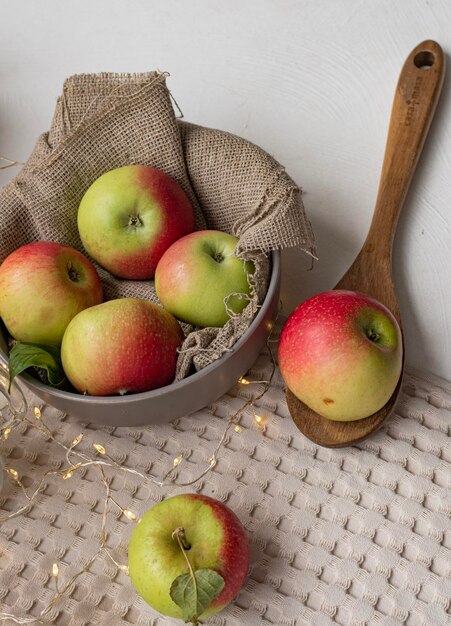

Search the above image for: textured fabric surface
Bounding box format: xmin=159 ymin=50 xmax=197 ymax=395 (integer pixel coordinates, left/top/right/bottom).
xmin=0 ymin=72 xmax=315 ymax=379
xmin=1 ymin=322 xmax=450 ymax=625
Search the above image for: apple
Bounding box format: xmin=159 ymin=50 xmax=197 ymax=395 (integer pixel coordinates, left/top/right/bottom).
xmin=77 ymin=165 xmax=195 ymax=279
xmin=155 ymin=230 xmax=254 ymax=328
xmin=278 ymin=290 xmax=403 ymax=421
xmin=128 ymin=493 xmax=250 ymax=622
xmin=0 ymin=241 xmax=103 ymax=346
xmin=60 ymin=297 xmax=183 ymax=396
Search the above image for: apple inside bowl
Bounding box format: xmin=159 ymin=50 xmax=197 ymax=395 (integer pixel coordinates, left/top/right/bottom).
xmin=0 ymin=252 xmax=280 ymax=426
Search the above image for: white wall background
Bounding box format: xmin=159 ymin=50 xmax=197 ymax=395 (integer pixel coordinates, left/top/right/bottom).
xmin=1 ymin=0 xmax=450 ymax=380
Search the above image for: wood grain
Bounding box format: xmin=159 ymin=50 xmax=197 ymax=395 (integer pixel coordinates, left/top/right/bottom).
xmin=287 ymin=40 xmax=445 ymax=447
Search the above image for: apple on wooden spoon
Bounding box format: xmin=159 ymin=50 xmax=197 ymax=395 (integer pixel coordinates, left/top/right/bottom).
xmin=278 ymin=290 xmax=403 ymax=422
xmin=128 ymin=494 xmax=250 ymax=624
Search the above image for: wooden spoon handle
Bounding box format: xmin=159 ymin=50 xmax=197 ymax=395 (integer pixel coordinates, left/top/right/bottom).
xmin=364 ymin=40 xmax=445 ymax=259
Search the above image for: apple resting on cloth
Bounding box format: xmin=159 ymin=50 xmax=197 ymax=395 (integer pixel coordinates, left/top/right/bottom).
xmin=128 ymin=493 xmax=250 ymax=623
xmin=77 ymin=165 xmax=195 ymax=279
xmin=61 ymin=298 xmax=183 ymax=395
xmin=0 ymin=241 xmax=103 ymax=346
xmin=155 ymin=230 xmax=254 ymax=328
xmin=278 ymin=290 xmax=403 ymax=421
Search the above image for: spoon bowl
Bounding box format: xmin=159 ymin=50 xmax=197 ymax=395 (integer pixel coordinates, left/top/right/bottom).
xmin=287 ymin=40 xmax=445 ymax=447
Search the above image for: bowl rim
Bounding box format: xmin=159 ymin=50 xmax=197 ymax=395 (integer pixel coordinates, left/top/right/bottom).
xmin=15 ymin=251 xmax=280 ymax=404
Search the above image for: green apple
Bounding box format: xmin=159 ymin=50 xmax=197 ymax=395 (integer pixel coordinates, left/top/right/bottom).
xmin=128 ymin=493 xmax=250 ymax=622
xmin=278 ymin=290 xmax=403 ymax=421
xmin=0 ymin=241 xmax=103 ymax=346
xmin=154 ymin=230 xmax=254 ymax=327
xmin=61 ymin=298 xmax=183 ymax=395
xmin=77 ymin=165 xmax=195 ymax=279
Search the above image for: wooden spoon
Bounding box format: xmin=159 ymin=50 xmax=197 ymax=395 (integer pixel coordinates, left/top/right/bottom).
xmin=286 ymin=40 xmax=445 ymax=447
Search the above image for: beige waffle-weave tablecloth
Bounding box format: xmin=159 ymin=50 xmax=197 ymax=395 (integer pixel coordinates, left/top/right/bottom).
xmin=1 ymin=332 xmax=450 ymax=625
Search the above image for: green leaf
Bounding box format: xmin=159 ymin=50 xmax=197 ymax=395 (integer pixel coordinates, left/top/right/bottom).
xmin=170 ymin=568 xmax=225 ymax=623
xmin=8 ymin=342 xmax=67 ymax=392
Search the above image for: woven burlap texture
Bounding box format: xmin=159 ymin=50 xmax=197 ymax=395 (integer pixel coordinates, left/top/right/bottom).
xmin=0 ymin=72 xmax=315 ymax=378
xmin=0 ymin=320 xmax=450 ymax=625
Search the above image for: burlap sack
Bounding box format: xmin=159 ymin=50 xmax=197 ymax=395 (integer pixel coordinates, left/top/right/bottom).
xmin=0 ymin=72 xmax=315 ymax=380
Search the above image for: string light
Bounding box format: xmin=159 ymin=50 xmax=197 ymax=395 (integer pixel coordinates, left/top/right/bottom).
xmin=71 ymin=434 xmax=83 ymax=447
xmin=253 ymin=413 xmax=267 ymax=431
xmin=239 ymin=376 xmax=271 ymax=386
xmin=123 ymin=509 xmax=137 ymax=521
xmin=172 ymin=454 xmax=183 ymax=468
xmin=62 ymin=463 xmax=81 ymax=480
xmin=0 ymin=318 xmax=278 ymax=624
xmin=52 ymin=563 xmax=60 ymax=596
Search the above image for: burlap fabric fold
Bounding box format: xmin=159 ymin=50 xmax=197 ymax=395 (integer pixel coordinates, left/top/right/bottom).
xmin=0 ymin=72 xmax=315 ymax=379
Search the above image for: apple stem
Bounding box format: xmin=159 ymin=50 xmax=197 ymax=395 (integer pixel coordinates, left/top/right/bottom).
xmin=172 ymin=527 xmax=199 ymax=623
xmin=128 ymin=214 xmax=143 ymax=228
xmin=172 ymin=526 xmax=191 ymax=551
xmin=367 ymin=328 xmax=380 ymax=342
xmin=66 ymin=261 xmax=79 ymax=283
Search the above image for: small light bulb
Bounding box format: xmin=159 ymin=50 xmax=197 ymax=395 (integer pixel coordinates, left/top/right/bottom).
xmin=7 ymin=468 xmax=18 ymax=479
xmin=33 ymin=406 xmax=42 ymax=419
xmin=52 ymin=563 xmax=59 ymax=577
xmin=124 ymin=509 xmax=137 ymax=521
xmin=71 ymin=434 xmax=83 ymax=447
xmin=93 ymin=443 xmax=106 ymax=455
xmin=234 ymin=425 xmax=242 ymax=433
xmin=121 ymin=564 xmax=129 ymax=575
xmin=172 ymin=454 xmax=183 ymax=467
xmin=238 ymin=377 xmax=251 ymax=385
xmin=208 ymin=457 xmax=216 ymax=466
xmin=173 ymin=454 xmax=183 ymax=468
xmin=254 ymin=414 xmax=267 ymax=430
xmin=62 ymin=471 xmax=73 ymax=480
xmin=3 ymin=427 xmax=11 ymax=440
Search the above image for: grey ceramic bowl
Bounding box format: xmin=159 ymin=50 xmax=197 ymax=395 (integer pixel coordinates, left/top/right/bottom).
xmin=0 ymin=252 xmax=280 ymax=426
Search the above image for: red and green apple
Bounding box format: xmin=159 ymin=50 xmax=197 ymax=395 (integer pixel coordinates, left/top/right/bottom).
xmin=61 ymin=298 xmax=184 ymax=395
xmin=0 ymin=241 xmax=103 ymax=346
xmin=155 ymin=230 xmax=254 ymax=328
xmin=77 ymin=165 xmax=195 ymax=279
xmin=128 ymin=493 xmax=250 ymax=623
xmin=278 ymin=290 xmax=403 ymax=421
